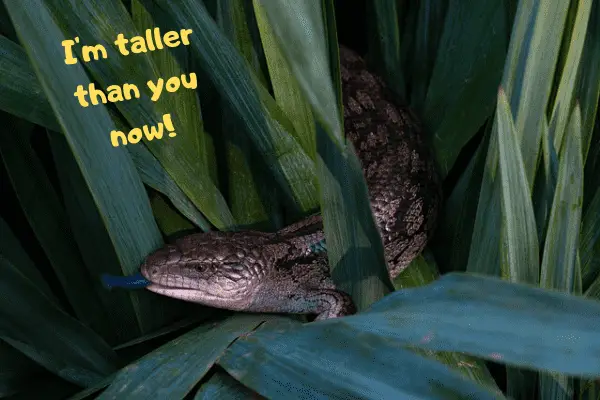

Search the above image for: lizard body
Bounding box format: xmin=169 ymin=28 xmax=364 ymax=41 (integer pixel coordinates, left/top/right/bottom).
xmin=141 ymin=46 xmax=441 ymax=320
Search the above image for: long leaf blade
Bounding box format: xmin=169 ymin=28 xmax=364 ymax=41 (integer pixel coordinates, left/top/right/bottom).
xmin=324 ymin=273 xmax=600 ymax=377
xmin=219 ymin=320 xmax=504 ymax=400
xmin=496 ymin=88 xmax=539 ymax=283
xmin=97 ymin=315 xmax=270 ymax=399
xmin=4 ymin=0 xmax=169 ymax=333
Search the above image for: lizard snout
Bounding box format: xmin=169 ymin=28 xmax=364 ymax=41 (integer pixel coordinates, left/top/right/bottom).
xmin=139 ymin=246 xmax=179 ymax=282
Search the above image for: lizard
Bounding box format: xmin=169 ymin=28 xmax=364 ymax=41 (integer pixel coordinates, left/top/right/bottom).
xmin=139 ymin=45 xmax=442 ymax=320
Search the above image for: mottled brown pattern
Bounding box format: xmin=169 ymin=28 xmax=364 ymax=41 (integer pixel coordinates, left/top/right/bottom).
xmin=339 ymin=46 xmax=441 ymax=277
xmin=141 ymin=45 xmax=441 ymax=320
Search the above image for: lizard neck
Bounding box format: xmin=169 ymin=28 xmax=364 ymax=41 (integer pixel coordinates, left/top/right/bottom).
xmin=273 ymin=214 xmax=327 ymax=259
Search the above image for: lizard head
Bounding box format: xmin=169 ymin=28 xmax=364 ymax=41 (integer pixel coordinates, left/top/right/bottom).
xmin=138 ymin=232 xmax=270 ymax=309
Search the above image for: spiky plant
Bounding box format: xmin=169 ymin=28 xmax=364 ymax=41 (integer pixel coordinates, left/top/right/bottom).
xmin=0 ymin=0 xmax=598 ymax=399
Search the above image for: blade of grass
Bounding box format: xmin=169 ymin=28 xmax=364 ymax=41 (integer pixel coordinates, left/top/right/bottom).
xmin=97 ymin=315 xmax=272 ymax=399
xmin=424 ymin=0 xmax=506 ymax=176
xmin=255 ymin=0 xmax=342 ymax=143
xmin=138 ymin=0 xmax=320 ymax=214
xmin=540 ymin=105 xmax=584 ymax=292
xmin=431 ymin=121 xmax=491 ymax=272
xmin=540 ymin=107 xmax=585 ymax=400
xmin=133 ymin=0 xmax=217 ymax=188
xmin=326 ymin=273 xmax=600 ymax=377
xmin=0 ymin=36 xmax=60 ymax=131
xmin=532 ymin=117 xmax=559 ymax=243
xmin=409 ymin=0 xmax=448 ymax=114
xmin=217 ymin=0 xmax=275 ymax=230
xmin=127 ymin=142 xmax=211 ymax=231
xmin=219 ymin=319 xmax=504 ymax=400
xmin=549 ymin=0 xmax=593 ymax=153
xmin=0 ymin=116 xmax=113 ymax=340
xmin=4 ymin=0 xmax=171 ymax=334
xmin=496 ymin=88 xmax=539 ymax=283
xmin=321 ymin=0 xmax=343 ymax=116
xmin=466 ymin=126 xmax=502 ymax=276
xmin=467 ymin=0 xmax=570 ymax=280
xmin=0 ymin=216 xmax=55 ymax=300
xmin=46 ymin=131 xmax=166 ymax=344
xmin=43 ymin=0 xmax=234 ymax=231
xmin=253 ymin=0 xmax=317 ymax=160
xmin=366 ymin=0 xmax=405 ymax=101
xmin=150 ymin=193 xmax=195 ymax=236
xmin=0 ymin=255 xmax=119 ymax=387
xmin=394 ymin=250 xmax=500 ymax=392
xmin=502 ymin=0 xmax=569 ymax=186
xmin=0 ymin=37 xmax=212 ymax=230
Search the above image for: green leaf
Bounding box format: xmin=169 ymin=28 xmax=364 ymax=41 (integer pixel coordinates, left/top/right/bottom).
xmin=394 ymin=250 xmax=500 ymax=392
xmin=0 ymin=116 xmax=113 ymax=339
xmin=496 ymin=88 xmax=539 ymax=283
xmin=150 ymin=193 xmax=195 ymax=236
xmin=253 ymin=0 xmax=316 ymax=160
xmin=430 ymin=121 xmax=492 ymax=271
xmin=541 ymin=104 xmax=586 ymax=400
xmin=255 ymin=0 xmax=342 ymax=142
xmin=532 ymin=117 xmax=559 ymax=243
xmin=549 ymin=0 xmax=594 ymax=153
xmin=46 ymin=131 xmax=151 ymax=343
xmin=409 ymin=0 xmax=448 ymax=113
xmin=217 ymin=0 xmax=274 ymax=230
xmin=0 ymin=37 xmax=211 ymax=231
xmin=325 ymin=273 xmax=600 ymax=377
xmin=127 ymin=142 xmax=211 ymax=232
xmin=431 ymin=122 xmax=491 ymax=273
xmin=138 ymin=0 xmax=319 ymax=214
xmin=467 ymin=0 xmax=570 ymax=280
xmin=0 ymin=216 xmax=55 ymax=300
xmin=42 ymin=0 xmax=234 ymax=230
xmin=466 ymin=127 xmax=502 ymax=277
xmin=501 ymin=0 xmax=569 ymax=186
xmin=219 ymin=319 xmax=504 ymax=399
xmin=0 ymin=36 xmax=60 ymax=131
xmin=97 ymin=315 xmax=270 ymax=399
xmin=0 ymin=255 xmax=119 ymax=387
xmin=4 ymin=0 xmax=169 ymax=334
xmin=424 ymin=0 xmax=506 ymax=176
xmin=540 ymin=105 xmax=583 ymax=292
xmin=393 ymin=250 xmax=440 ymax=290
xmin=537 ymin=105 xmax=584 ymax=397
xmin=366 ymin=0 xmax=405 ymax=101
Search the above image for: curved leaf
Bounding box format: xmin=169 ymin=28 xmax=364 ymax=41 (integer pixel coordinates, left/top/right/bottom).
xmin=219 ymin=320 xmax=504 ymax=400
xmin=323 ymin=273 xmax=600 ymax=377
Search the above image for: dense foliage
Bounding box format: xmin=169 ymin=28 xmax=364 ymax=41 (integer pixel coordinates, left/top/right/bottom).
xmin=0 ymin=0 xmax=598 ymax=399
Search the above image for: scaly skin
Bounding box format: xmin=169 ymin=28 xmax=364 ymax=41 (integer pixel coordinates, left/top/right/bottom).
xmin=141 ymin=46 xmax=441 ymax=320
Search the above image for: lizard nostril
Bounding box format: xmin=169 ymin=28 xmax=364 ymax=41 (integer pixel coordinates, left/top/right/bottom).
xmin=151 ymin=268 xmax=159 ymax=276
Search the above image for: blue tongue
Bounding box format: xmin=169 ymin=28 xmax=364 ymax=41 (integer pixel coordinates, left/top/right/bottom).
xmin=101 ymin=272 xmax=151 ymax=289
